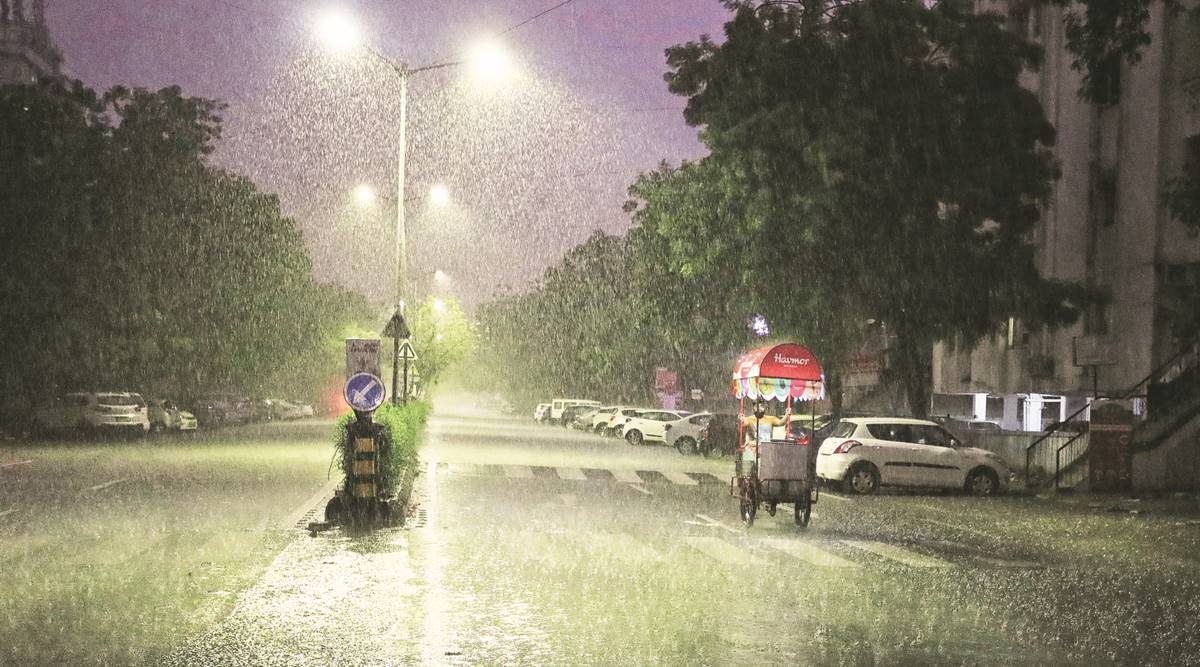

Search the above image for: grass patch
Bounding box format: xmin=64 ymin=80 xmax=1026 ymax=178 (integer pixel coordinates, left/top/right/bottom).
xmin=0 ymin=427 xmax=331 ymax=665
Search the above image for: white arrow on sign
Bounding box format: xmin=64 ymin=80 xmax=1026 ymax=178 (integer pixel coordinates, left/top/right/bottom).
xmin=398 ymin=340 xmax=418 ymax=361
xmin=352 ymin=377 xmax=380 ymax=405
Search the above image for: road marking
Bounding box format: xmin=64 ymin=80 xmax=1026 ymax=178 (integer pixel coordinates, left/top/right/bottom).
xmin=686 ymin=536 xmax=764 ymax=566
xmin=505 ymin=465 xmax=534 ymax=479
xmin=0 ymin=509 xmax=15 ymax=518
xmin=760 ymin=538 xmax=860 ymax=569
xmin=0 ymin=460 xmax=32 ymax=469
xmin=556 ymin=467 xmax=587 ymax=481
xmin=821 ymin=492 xmax=850 ymax=502
xmin=695 ymin=514 xmax=741 ymax=535
xmin=446 ymin=463 xmax=478 ymax=476
xmin=661 ymin=471 xmax=698 ymax=486
xmin=625 ymin=483 xmax=653 ymax=496
xmin=610 ymin=469 xmax=643 ymax=484
xmin=842 ymin=540 xmax=953 ymax=568
xmin=278 ymin=475 xmax=342 ymax=529
xmin=88 ymin=478 xmax=128 ymax=492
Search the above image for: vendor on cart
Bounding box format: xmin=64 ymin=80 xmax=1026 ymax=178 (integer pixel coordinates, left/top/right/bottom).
xmin=742 ymin=399 xmax=785 ymax=447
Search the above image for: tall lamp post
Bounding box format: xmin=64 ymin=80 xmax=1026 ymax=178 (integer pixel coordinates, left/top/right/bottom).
xmin=316 ymin=9 xmax=511 ymax=403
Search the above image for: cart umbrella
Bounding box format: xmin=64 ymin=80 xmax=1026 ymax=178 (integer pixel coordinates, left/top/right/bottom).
xmin=731 ymin=343 xmax=825 ymax=402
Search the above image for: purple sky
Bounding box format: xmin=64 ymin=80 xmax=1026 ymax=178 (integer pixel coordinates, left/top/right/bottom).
xmin=45 ymin=0 xmax=732 ymax=308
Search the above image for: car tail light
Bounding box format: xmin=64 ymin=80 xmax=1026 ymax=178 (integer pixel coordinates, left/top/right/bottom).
xmin=798 ymin=434 xmax=811 ymax=446
xmin=832 ymin=440 xmax=861 ymax=454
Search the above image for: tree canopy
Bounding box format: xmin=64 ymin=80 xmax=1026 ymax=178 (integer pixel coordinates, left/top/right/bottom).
xmin=0 ymin=79 xmax=372 ymax=421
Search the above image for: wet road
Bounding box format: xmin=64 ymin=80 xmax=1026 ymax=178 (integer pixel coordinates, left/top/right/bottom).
xmin=167 ymin=395 xmax=1200 ymax=666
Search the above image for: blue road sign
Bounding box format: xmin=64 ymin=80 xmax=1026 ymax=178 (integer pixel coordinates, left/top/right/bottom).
xmin=344 ymin=372 xmax=386 ymax=412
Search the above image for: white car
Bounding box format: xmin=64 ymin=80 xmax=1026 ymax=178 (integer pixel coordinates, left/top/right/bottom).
xmin=622 ymin=410 xmax=692 ymax=446
xmin=602 ymin=407 xmax=644 ymax=436
xmin=667 ymin=412 xmax=712 ymax=454
xmin=549 ymin=399 xmax=600 ymax=425
xmin=32 ymin=392 xmax=150 ymax=437
xmin=816 ymin=417 xmax=1012 ymax=496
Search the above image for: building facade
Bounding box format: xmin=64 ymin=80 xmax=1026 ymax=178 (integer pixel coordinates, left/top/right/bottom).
xmin=932 ymin=1 xmax=1200 ymax=433
xmin=0 ymin=0 xmax=60 ymax=85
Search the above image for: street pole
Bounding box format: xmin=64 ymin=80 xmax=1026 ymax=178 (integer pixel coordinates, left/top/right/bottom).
xmin=391 ymin=70 xmax=408 ymax=406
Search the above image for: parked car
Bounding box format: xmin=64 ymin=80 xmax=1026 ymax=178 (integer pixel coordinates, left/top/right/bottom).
xmin=148 ymin=398 xmax=198 ymax=433
xmin=560 ymin=404 xmax=598 ymax=429
xmin=569 ymin=407 xmax=603 ymax=430
xmin=269 ymin=399 xmax=307 ymax=420
xmin=771 ymin=414 xmax=834 ymax=446
xmin=533 ymin=403 xmax=551 ymax=422
xmin=816 ymin=417 xmax=1013 ymax=496
xmin=31 ymin=391 xmax=150 ymax=437
xmin=622 ymin=409 xmax=692 ymax=446
xmin=603 ymin=408 xmax=644 ymax=437
xmin=667 ymin=412 xmax=712 ymax=454
xmin=549 ymin=399 xmax=600 ymax=425
xmin=587 ymin=406 xmax=623 ymax=433
xmin=698 ymin=413 xmax=739 ymax=458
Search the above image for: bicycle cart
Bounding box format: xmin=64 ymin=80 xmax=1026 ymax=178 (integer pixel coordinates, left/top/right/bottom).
xmin=729 ymin=343 xmax=826 ymax=528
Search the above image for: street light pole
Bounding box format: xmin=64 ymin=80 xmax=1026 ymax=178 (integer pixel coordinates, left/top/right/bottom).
xmin=395 ymin=71 xmax=408 ymax=315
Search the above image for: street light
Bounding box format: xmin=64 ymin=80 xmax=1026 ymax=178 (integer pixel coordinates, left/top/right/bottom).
xmin=316 ymin=11 xmax=514 ymax=404
xmin=429 ymin=183 xmax=450 ymax=207
xmin=433 ymin=269 xmax=448 ymax=283
xmin=353 ymin=183 xmax=376 ymax=207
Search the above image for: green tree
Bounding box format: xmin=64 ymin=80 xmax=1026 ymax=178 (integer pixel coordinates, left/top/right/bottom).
xmin=406 ymin=296 xmax=476 ymax=398
xmin=654 ymin=0 xmax=1085 ymax=416
xmin=0 ymin=78 xmax=366 ymax=423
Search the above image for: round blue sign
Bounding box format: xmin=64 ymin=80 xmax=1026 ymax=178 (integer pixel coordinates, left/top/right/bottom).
xmin=344 ymin=372 xmax=386 ymax=412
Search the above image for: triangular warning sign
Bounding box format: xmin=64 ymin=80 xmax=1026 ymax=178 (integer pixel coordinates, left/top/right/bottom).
xmin=398 ymin=340 xmax=418 ymax=361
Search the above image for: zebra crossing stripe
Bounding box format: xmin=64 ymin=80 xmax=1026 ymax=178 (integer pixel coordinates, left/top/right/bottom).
xmin=760 ymin=538 xmax=860 ymax=569
xmin=556 ymin=467 xmax=587 ymax=481
xmin=610 ymin=469 xmax=643 ymax=484
xmin=661 ymin=471 xmax=698 ymax=486
xmin=446 ymin=463 xmax=479 ymax=476
xmin=841 ymin=540 xmax=953 ymax=568
xmin=686 ymin=536 xmax=765 ymax=566
xmin=505 ymin=465 xmax=534 ymax=479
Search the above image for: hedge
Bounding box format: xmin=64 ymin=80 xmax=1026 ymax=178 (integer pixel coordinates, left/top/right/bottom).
xmin=333 ymin=401 xmax=430 ymax=495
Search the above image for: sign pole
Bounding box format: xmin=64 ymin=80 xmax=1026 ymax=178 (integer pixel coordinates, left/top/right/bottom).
xmin=402 ymin=352 xmax=409 ymax=406
xmin=392 ymin=335 xmax=400 ymax=406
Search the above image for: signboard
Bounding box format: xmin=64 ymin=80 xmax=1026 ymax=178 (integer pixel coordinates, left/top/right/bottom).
xmin=655 ymin=367 xmax=678 ymax=392
xmin=1073 ymin=335 xmax=1118 ymax=367
xmin=345 ymin=338 xmax=381 ymax=379
xmin=398 ymin=340 xmax=418 ymax=361
xmin=1088 ymin=402 xmax=1133 ymax=492
xmin=344 ymin=372 xmax=386 ymax=412
xmin=382 ymin=310 xmax=411 ymax=339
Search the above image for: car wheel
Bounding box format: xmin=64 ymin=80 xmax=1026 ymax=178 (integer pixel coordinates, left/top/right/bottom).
xmin=846 ymin=463 xmax=880 ymax=495
xmin=675 ymin=437 xmax=698 ymax=456
xmin=795 ymin=494 xmax=812 ymax=528
xmin=625 ymin=430 xmax=643 ymax=446
xmin=965 ymin=468 xmax=999 ymax=497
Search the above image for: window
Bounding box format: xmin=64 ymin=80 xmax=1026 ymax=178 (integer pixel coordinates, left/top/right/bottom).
xmin=911 ymin=425 xmax=953 ymax=447
xmin=833 ymin=421 xmax=857 ymax=438
xmin=1090 ymin=163 xmax=1117 ymax=227
xmin=867 ymin=423 xmax=913 ymax=443
xmin=689 ymin=415 xmax=711 ymax=426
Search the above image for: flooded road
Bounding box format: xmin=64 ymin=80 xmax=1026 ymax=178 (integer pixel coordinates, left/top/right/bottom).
xmin=160 ymin=394 xmax=1200 ymax=665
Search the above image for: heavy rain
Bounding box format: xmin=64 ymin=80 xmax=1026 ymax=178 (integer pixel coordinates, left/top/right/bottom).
xmin=2 ymin=0 xmax=1200 ymax=665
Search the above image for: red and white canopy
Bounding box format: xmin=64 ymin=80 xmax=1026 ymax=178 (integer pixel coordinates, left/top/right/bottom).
xmin=731 ymin=343 xmax=825 ymax=401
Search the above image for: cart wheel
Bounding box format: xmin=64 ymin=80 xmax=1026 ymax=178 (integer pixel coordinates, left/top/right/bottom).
xmin=795 ymin=494 xmax=812 ymax=528
xmin=739 ymin=486 xmax=757 ymax=526
xmin=767 ymin=502 xmax=777 ymax=517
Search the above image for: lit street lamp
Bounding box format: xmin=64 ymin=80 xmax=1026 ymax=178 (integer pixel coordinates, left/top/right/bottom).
xmin=317 ymin=10 xmax=512 ymax=404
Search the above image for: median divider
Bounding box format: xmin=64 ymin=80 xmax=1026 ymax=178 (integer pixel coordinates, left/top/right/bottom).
xmin=320 ymin=401 xmax=430 ymax=529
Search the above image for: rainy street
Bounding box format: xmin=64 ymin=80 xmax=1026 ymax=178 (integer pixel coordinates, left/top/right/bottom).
xmin=152 ymin=391 xmax=1200 ymax=666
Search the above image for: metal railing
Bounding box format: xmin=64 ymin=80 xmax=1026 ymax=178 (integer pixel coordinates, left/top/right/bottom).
xmin=1024 ymin=333 xmax=1200 ymax=489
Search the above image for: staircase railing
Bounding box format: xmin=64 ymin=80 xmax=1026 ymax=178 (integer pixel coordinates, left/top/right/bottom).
xmin=1024 ymin=333 xmax=1200 ymax=488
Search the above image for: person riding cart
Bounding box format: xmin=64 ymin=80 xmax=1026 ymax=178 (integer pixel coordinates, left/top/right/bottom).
xmin=730 ymin=343 xmax=826 ymax=527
